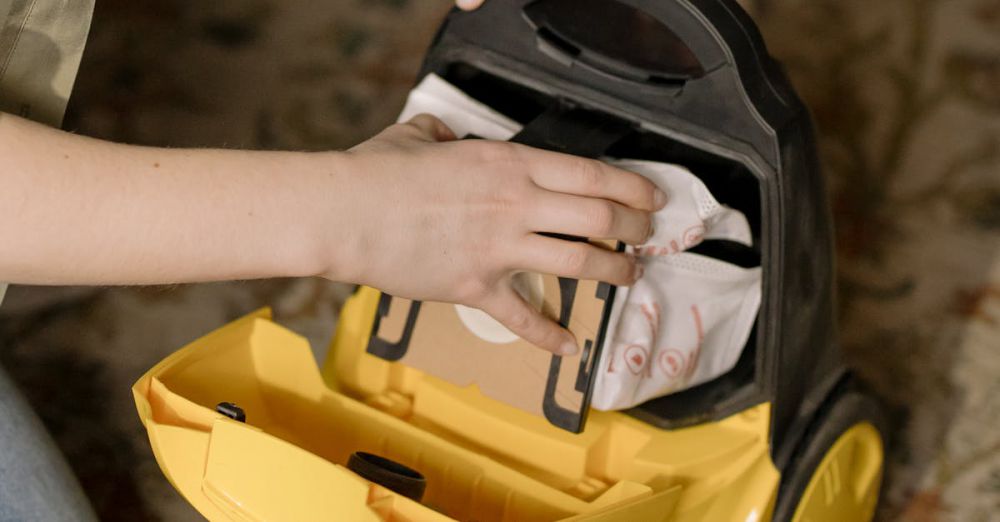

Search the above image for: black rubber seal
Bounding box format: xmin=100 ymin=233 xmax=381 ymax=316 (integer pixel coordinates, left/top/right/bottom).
xmin=347 ymin=452 xmax=427 ymax=502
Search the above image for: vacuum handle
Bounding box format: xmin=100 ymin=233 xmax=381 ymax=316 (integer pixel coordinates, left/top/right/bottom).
xmin=432 ymin=0 xmax=795 ymax=168
xmin=522 ymin=0 xmax=706 ymax=86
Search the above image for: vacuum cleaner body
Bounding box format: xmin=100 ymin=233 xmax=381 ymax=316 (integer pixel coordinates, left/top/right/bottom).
xmin=133 ymin=1 xmax=886 ymax=520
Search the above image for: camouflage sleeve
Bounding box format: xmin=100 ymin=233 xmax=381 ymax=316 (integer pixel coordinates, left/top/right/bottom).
xmin=0 ymin=0 xmax=96 ymax=127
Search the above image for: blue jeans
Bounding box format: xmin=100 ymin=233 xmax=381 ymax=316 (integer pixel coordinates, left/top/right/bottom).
xmin=0 ymin=365 xmax=97 ymax=522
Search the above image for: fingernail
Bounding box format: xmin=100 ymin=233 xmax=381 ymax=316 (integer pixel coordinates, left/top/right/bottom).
xmin=633 ymin=262 xmax=644 ymax=283
xmin=560 ymin=340 xmax=579 ymax=356
xmin=653 ymin=188 xmax=668 ymax=209
xmin=645 ymin=219 xmax=655 ymax=243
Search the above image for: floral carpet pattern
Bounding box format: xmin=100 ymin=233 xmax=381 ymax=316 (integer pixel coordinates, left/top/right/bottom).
xmin=0 ymin=1 xmax=997 ymax=521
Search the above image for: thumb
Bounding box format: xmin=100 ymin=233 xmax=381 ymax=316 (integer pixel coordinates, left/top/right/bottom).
xmin=479 ymin=285 xmax=579 ymax=356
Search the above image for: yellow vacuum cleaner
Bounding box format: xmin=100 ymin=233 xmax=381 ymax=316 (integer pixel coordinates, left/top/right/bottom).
xmin=133 ymin=1 xmax=887 ymax=520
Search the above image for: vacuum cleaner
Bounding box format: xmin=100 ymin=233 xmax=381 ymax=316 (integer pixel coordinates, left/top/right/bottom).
xmin=133 ymin=1 xmax=888 ymax=520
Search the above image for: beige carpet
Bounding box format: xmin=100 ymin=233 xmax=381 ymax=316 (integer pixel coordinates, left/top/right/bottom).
xmin=0 ymin=1 xmax=997 ymax=520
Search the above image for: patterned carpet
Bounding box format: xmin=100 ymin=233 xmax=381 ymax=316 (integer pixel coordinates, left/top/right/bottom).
xmin=0 ymin=0 xmax=997 ymax=520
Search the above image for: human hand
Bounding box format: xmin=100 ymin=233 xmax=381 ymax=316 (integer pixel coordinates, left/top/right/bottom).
xmin=333 ymin=114 xmax=665 ymax=355
xmin=455 ymin=0 xmax=486 ymax=10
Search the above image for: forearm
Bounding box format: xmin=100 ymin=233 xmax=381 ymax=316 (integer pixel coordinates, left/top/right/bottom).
xmin=0 ymin=113 xmax=355 ymax=285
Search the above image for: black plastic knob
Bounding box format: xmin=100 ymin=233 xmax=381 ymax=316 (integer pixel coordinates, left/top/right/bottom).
xmin=215 ymin=402 xmax=246 ymax=423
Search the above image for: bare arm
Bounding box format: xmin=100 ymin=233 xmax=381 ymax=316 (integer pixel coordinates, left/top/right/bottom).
xmin=0 ymin=112 xmax=664 ymax=354
xmin=0 ymin=113 xmax=347 ymax=285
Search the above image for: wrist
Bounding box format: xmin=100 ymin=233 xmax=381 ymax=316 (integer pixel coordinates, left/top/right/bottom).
xmin=288 ymin=150 xmax=370 ymax=284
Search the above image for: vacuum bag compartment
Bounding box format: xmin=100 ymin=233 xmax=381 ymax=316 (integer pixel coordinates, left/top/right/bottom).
xmin=363 ymin=71 xmax=763 ymax=429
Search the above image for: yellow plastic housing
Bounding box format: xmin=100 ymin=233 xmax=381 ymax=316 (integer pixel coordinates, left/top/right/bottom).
xmin=133 ymin=288 xmax=782 ymax=521
xmin=791 ymin=422 xmax=884 ymax=522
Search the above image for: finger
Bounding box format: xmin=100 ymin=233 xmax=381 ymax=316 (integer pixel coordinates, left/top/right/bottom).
xmin=517 ymin=147 xmax=667 ymax=211
xmin=512 ymin=234 xmax=640 ymax=286
xmin=528 ymin=192 xmax=653 ymax=244
xmin=480 ymin=284 xmax=578 ymax=355
xmin=455 ymin=0 xmax=485 ymax=10
xmin=403 ymin=113 xmax=458 ymax=142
